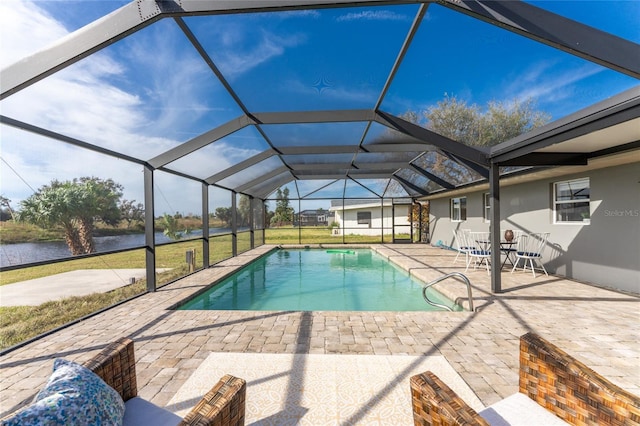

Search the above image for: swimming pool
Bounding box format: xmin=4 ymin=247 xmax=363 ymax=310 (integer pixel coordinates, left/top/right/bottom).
xmin=178 ymin=249 xmax=461 ymax=312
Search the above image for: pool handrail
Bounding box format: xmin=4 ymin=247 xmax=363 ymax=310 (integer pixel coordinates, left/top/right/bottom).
xmin=422 ymin=272 xmax=474 ymax=312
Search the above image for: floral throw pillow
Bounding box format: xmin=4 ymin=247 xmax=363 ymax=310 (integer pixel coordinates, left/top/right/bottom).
xmin=1 ymin=358 xmax=125 ymax=426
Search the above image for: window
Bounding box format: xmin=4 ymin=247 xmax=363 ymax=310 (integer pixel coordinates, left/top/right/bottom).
xmin=450 ymin=197 xmax=467 ymax=222
xmin=554 ymin=178 xmax=590 ymax=223
xmin=483 ymin=193 xmax=490 ymax=222
xmin=357 ymin=211 xmax=371 ymax=227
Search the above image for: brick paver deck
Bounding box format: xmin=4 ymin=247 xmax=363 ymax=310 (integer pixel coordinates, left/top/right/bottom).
xmin=1 ymin=244 xmax=638 ymax=419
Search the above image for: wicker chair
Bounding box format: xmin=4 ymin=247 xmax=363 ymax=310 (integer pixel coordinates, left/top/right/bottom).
xmin=85 ymin=337 xmax=246 ymax=426
xmin=410 ymin=332 xmax=640 ymax=426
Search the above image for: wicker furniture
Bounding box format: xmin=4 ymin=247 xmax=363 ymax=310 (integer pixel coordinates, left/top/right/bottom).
xmin=84 ymin=337 xmax=246 ymax=426
xmin=410 ymin=332 xmax=640 ymax=426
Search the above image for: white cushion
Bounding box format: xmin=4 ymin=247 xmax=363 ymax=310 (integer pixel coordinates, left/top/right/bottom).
xmin=479 ymin=393 xmax=570 ymax=426
xmin=123 ymin=397 xmax=182 ymax=426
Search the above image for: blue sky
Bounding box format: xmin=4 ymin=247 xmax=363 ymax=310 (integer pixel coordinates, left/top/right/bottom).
xmin=1 ymin=0 xmax=639 ymax=215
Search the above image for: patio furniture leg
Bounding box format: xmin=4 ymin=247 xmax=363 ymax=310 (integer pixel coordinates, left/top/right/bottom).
xmin=539 ymin=262 xmax=548 ymax=276
xmin=529 ymin=259 xmax=536 ymax=278
xmin=511 ymin=258 xmax=520 ymax=274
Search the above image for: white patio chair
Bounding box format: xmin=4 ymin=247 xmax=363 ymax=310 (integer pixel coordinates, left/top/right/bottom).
xmin=466 ymin=231 xmax=491 ymax=275
xmin=511 ymin=232 xmax=550 ymax=278
xmin=452 ymin=229 xmax=473 ymax=265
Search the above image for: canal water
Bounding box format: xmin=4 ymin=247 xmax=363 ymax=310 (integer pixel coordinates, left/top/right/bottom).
xmin=0 ymin=228 xmax=231 ymax=267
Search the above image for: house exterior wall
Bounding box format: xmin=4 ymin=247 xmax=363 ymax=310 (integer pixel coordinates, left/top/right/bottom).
xmin=429 ymin=162 xmax=640 ymax=294
xmin=333 ymin=204 xmax=410 ymax=236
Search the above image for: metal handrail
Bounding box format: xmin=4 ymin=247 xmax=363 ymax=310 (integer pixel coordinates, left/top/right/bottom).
xmin=422 ymin=272 xmax=475 ymax=312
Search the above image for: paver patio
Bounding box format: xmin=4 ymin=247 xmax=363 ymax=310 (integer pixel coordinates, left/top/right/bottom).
xmin=1 ymin=244 xmax=638 ymax=421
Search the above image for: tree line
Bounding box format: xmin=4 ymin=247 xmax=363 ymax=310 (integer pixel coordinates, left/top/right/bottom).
xmin=2 ymin=178 xmax=295 ymax=256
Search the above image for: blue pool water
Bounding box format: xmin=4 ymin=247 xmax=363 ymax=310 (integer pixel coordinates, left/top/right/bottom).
xmin=179 ymin=249 xmax=461 ymax=312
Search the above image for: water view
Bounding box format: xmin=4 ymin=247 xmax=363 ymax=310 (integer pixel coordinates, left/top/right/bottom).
xmin=0 ymin=228 xmax=231 ymax=267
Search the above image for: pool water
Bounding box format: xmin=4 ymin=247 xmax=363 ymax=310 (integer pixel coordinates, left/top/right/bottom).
xmin=179 ymin=249 xmax=461 ymax=312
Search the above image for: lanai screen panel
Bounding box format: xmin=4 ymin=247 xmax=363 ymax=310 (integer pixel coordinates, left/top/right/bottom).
xmin=246 ymin=171 xmax=294 ymax=200
xmin=381 ymin=2 xmax=640 ymax=148
xmin=261 ymin=122 xmax=369 ymax=148
xmin=1 ymin=18 xmax=244 ymax=161
xmin=413 ymin=151 xmax=484 ymax=187
xmin=296 ymin=180 xmax=342 ymax=200
xmin=216 ymin=156 xmax=286 ymax=191
xmin=283 ymin=153 xmax=355 ymax=168
xmin=297 ymin=180 xmax=346 ymax=200
xmin=182 ymin=5 xmax=417 ymax=112
xmin=163 ymin=126 xmax=271 ymax=180
xmin=395 ymin=169 xmax=443 ymax=195
xmin=529 ymin=1 xmax=640 ymax=43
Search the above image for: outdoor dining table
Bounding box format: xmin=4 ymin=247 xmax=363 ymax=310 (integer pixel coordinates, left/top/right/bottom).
xmin=499 ymin=241 xmax=518 ymax=269
xmin=473 ymin=238 xmax=518 ymax=270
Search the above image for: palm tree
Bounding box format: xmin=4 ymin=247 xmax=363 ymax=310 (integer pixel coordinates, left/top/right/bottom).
xmin=18 ymin=178 xmax=123 ymax=255
xmin=0 ymin=195 xmax=16 ymax=221
xmin=160 ymin=213 xmax=191 ymax=241
xmin=19 ymin=183 xmax=85 ymax=254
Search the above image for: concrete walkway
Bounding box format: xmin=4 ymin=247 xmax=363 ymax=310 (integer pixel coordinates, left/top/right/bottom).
xmin=1 ymin=244 xmax=638 ymax=421
xmin=0 ymin=269 xmax=169 ymax=307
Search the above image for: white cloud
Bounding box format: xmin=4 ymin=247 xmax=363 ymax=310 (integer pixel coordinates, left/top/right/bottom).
xmin=279 ymin=10 xmax=321 ymax=19
xmin=216 ymin=28 xmax=306 ymax=78
xmin=336 ymin=10 xmax=410 ymax=22
xmin=0 ymin=127 xmax=145 ymax=207
xmin=284 ymin=77 xmax=378 ymax=106
xmin=0 ymin=1 xmax=67 ymax=68
xmin=503 ymin=60 xmax=603 ymax=106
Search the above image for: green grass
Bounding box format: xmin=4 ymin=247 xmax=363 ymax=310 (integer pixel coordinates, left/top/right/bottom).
xmin=0 ymin=282 xmax=146 ymax=350
xmin=1 ymin=249 xmax=147 ymax=285
xmin=264 ymin=226 xmax=405 ymax=244
xmin=0 ymin=227 xmax=412 ymax=350
xmin=0 ymin=221 xmax=62 ymax=243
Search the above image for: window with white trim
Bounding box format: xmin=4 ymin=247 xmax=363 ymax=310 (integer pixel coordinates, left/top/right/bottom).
xmin=483 ymin=193 xmax=490 ymax=222
xmin=357 ymin=211 xmax=371 ymax=227
xmin=450 ymin=197 xmax=467 ymax=222
xmin=554 ymin=178 xmax=590 ymax=223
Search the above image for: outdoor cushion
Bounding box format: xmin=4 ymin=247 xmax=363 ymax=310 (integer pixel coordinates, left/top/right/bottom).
xmin=470 ymin=250 xmax=490 ymax=255
xmin=1 ymin=358 xmax=125 ymax=426
xmin=516 ymin=251 xmax=540 ymax=257
xmin=122 ymin=397 xmax=182 ymax=426
xmin=478 ymin=393 xmax=570 ymax=426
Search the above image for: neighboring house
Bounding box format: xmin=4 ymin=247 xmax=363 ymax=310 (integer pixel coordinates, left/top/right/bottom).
xmin=329 ymin=199 xmax=412 ymax=237
xmin=425 ymin=153 xmax=640 ymax=294
xmin=294 ymin=209 xmax=334 ymax=226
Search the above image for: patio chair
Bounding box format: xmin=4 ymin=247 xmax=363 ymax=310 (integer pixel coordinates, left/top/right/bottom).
xmin=1 ymin=337 xmax=246 ymax=426
xmin=466 ymin=231 xmax=491 ymax=275
xmin=452 ymin=229 xmax=473 ymax=265
xmin=511 ymin=232 xmax=549 ymax=278
xmin=410 ymin=332 xmax=640 ymax=426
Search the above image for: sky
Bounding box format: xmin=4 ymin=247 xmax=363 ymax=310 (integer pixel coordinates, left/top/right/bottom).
xmin=1 ymin=0 xmax=639 ymax=215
